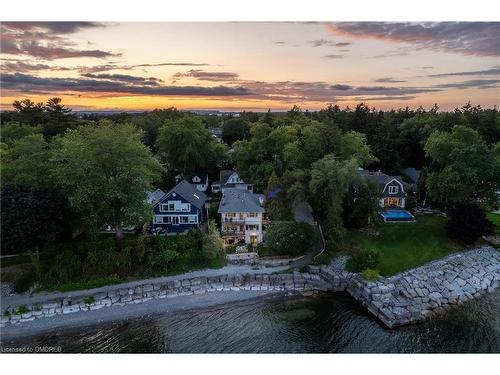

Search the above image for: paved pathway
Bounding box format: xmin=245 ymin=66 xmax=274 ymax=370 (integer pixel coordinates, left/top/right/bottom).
xmin=1 ymin=264 xmax=289 ymax=309
xmin=289 ymin=202 xmax=325 ymax=268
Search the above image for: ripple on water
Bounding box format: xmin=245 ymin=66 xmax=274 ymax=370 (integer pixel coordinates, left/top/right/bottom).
xmin=4 ymin=291 xmax=500 ymax=353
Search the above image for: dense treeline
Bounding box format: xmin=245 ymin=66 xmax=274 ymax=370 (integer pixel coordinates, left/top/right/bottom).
xmin=1 ymin=98 xmax=499 ymax=257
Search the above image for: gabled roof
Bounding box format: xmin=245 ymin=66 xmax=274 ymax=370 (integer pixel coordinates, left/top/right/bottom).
xmin=358 ymin=169 xmax=406 ymax=196
xmin=218 ymin=188 xmax=265 ymax=213
xmin=154 ymin=180 xmax=207 ymax=210
xmin=147 ymin=189 xmax=166 ymax=205
xmin=219 ymin=169 xmax=251 ymax=187
xmin=187 ymin=173 xmax=208 ymax=184
xmin=219 ymin=170 xmax=235 ymax=186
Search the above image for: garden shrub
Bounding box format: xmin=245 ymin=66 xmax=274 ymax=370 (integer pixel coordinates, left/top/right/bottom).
xmin=147 ymin=248 xmax=180 ymax=272
xmin=361 ymin=268 xmax=380 ymax=281
xmin=83 ymin=242 xmax=132 ymax=277
xmin=346 ymin=249 xmax=381 ymax=272
xmin=84 ymin=296 xmax=95 ymax=305
xmin=265 ymin=221 xmax=318 ymax=256
xmin=46 ymin=249 xmax=82 ymax=284
xmin=446 ymin=203 xmax=494 ymax=244
xmin=13 ymin=268 xmax=37 ymax=293
xmin=14 ymin=305 xmax=29 ymax=315
xmin=134 ymin=236 xmax=146 ymax=264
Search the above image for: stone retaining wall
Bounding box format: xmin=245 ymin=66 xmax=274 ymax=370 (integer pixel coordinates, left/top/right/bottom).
xmin=0 ymin=272 xmax=330 ymax=327
xmin=2 ymin=246 xmax=499 ymax=329
xmin=320 ymin=246 xmax=500 ymax=328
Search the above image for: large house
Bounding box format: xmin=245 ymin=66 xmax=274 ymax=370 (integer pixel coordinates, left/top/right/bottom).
xmin=149 ymin=180 xmax=207 ymax=233
xmin=358 ymin=169 xmax=407 ymax=208
xmin=211 ymin=170 xmax=253 ymax=194
xmin=218 ymin=188 xmax=265 ymax=246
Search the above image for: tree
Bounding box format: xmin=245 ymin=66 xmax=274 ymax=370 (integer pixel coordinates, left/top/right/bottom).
xmin=156 ymin=116 xmax=228 ymax=175
xmin=11 ymin=99 xmax=46 ymax=126
xmin=339 ymin=131 xmax=378 ymax=167
xmin=222 ymin=117 xmax=250 ymax=146
xmin=424 ymin=125 xmax=499 ymax=206
xmin=131 ymin=108 xmax=184 ymax=150
xmin=43 ymin=97 xmax=75 ymax=137
xmin=445 ymin=203 xmax=494 ymax=244
xmin=1 ymin=184 xmax=70 ymax=255
xmin=52 ymin=120 xmax=163 ymax=239
xmin=265 ymin=221 xmax=318 ymax=256
xmin=342 ymin=180 xmax=380 ymax=228
xmin=0 ymin=122 xmax=43 ymax=146
xmin=309 ymin=155 xmax=359 ymax=246
xmin=1 ymin=133 xmax=55 ymax=187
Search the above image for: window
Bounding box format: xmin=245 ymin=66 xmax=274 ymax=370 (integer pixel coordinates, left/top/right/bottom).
xmin=246 ymin=224 xmax=259 ymax=231
xmin=181 ymin=203 xmax=190 ymax=211
xmin=388 ymin=186 xmax=399 ymax=194
xmin=248 ymin=212 xmax=258 ymax=217
xmin=181 ymin=216 xmax=189 ymax=224
xmin=188 ymin=216 xmax=197 ymax=224
xmin=159 ymin=204 xmax=169 ymax=212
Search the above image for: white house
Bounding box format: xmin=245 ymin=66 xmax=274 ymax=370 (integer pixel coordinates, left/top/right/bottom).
xmin=187 ymin=173 xmax=209 ymax=192
xmin=211 ymin=170 xmax=253 ymax=194
xmin=218 ymin=188 xmax=265 ymax=246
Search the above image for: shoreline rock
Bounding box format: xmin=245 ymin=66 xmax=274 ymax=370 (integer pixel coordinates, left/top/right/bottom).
xmin=320 ymin=246 xmax=500 ymax=328
xmin=1 ymin=246 xmax=498 ymax=330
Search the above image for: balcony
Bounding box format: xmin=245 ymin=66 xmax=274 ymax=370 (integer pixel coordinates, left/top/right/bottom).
xmin=222 ymin=218 xmax=245 ymax=224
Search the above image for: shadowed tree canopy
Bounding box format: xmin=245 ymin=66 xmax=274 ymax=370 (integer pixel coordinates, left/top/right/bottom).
xmin=52 ymin=120 xmax=163 ymax=239
xmin=424 ymin=125 xmax=500 ymax=207
xmin=1 ymin=184 xmax=70 ymax=255
xmin=1 ymin=133 xmax=55 ymax=187
xmin=222 ymin=117 xmax=250 ymax=146
xmin=156 ymin=116 xmax=230 ymax=176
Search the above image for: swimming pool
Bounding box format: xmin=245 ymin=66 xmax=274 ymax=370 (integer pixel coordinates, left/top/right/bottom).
xmin=380 ymin=209 xmax=415 ymax=222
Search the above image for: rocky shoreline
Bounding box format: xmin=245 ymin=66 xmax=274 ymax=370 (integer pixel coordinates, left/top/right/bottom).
xmin=1 ymin=246 xmax=499 ymax=330
xmin=321 ymin=246 xmax=500 ymax=328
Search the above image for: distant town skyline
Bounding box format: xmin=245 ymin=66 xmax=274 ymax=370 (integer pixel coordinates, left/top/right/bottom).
xmin=1 ymin=22 xmax=499 ymax=111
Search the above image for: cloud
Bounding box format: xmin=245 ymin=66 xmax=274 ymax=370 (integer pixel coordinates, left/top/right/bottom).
xmin=1 ymin=22 xmax=106 ymax=34
xmin=427 ymin=67 xmax=500 ymax=78
xmin=78 ymin=62 xmax=209 ymax=74
xmin=274 ymin=41 xmax=285 ymax=45
xmin=0 ymin=59 xmax=71 ymax=73
xmin=0 ymin=73 xmax=252 ymax=97
xmin=330 ymin=84 xmax=353 ymax=90
xmin=433 ymin=79 xmax=500 ymax=89
xmin=309 ymin=39 xmax=351 ymax=47
xmin=171 ymin=69 xmax=240 ymax=82
xmin=81 ymin=73 xmax=164 ymax=86
xmin=327 ymin=22 xmax=500 ymax=57
xmin=374 ymin=77 xmax=407 ymax=83
xmin=1 ymin=22 xmax=119 ymax=60
xmin=322 ymin=54 xmax=344 ymax=59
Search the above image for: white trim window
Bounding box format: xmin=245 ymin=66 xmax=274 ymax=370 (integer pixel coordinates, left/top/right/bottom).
xmin=388 ymin=185 xmax=399 ymax=194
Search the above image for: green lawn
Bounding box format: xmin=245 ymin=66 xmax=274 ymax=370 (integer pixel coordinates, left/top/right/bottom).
xmin=487 ymin=212 xmax=500 ymax=234
xmin=345 ymin=215 xmax=463 ymax=276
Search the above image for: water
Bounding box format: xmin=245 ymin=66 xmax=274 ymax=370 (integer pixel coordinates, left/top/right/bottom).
xmin=4 ymin=291 xmax=500 ymax=353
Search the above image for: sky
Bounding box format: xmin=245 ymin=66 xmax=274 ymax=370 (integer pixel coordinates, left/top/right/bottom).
xmin=1 ymin=22 xmax=499 ymax=111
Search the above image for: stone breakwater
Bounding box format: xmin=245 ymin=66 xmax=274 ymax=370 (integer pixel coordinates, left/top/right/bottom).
xmin=320 ymin=246 xmax=500 ymax=328
xmin=2 ymin=246 xmax=499 ymax=329
xmin=0 ymin=273 xmax=330 ymax=327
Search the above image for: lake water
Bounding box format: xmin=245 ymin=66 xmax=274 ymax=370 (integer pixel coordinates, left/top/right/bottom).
xmin=4 ymin=291 xmax=500 ymax=353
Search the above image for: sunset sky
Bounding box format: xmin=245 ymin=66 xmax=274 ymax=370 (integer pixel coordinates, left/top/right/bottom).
xmin=1 ymin=22 xmax=499 ymax=111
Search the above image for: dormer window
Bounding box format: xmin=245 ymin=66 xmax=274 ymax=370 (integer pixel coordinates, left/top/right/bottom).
xmin=388 ymin=186 xmax=399 ymax=194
